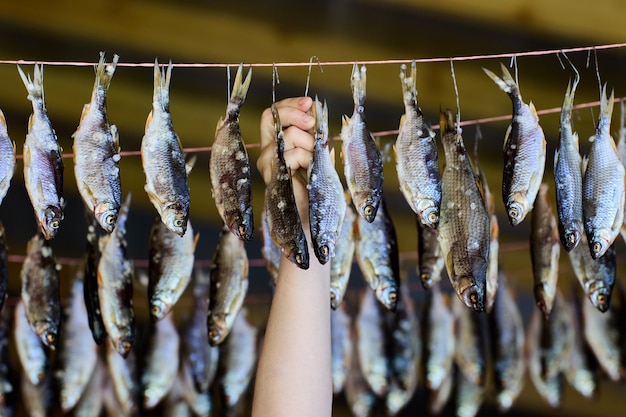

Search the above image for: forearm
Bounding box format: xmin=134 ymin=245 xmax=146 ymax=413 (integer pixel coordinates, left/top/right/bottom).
xmin=251 ymin=235 xmax=332 ymax=417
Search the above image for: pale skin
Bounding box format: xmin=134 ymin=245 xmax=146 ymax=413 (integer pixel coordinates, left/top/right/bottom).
xmin=251 ymin=96 xmax=333 ymax=417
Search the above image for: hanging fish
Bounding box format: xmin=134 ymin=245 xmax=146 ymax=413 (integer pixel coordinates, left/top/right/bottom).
xmin=582 ymin=84 xmax=625 ymax=259
xmin=98 ymin=193 xmax=134 ymax=357
xmin=14 ymin=300 xmax=47 ymax=386
xmin=217 ymin=308 xmax=258 ymax=409
xmin=340 ymin=63 xmax=384 ymax=223
xmin=488 ymin=271 xmax=525 ymax=412
xmin=20 ymin=232 xmax=60 ymax=348
xmin=355 ymin=197 xmax=399 ymax=311
xmin=568 ymin=232 xmax=615 ymax=312
xmin=331 ymin=303 xmax=352 ymax=394
xmin=0 ymin=109 xmax=15 ymax=207
xmin=422 ymin=282 xmax=455 ymax=391
xmin=330 ymin=194 xmax=356 ymax=309
xmin=416 ymin=214 xmax=444 ymax=290
xmin=344 ymin=329 xmax=377 ymax=417
xmin=264 ymin=104 xmax=309 ymax=269
xmin=483 ymin=63 xmax=546 ymax=226
xmin=71 ymin=358 xmax=106 ymax=417
xmin=308 ymin=97 xmax=346 ymax=265
xmin=0 ymin=222 xmax=8 ymax=313
xmin=106 ymin=338 xmax=139 ymax=415
xmin=179 ymin=358 xmax=213 ymax=417
xmin=455 ymin=367 xmax=485 ymax=417
xmin=73 ymin=52 xmax=122 ymax=232
xmin=0 ymin=309 xmax=11 ymax=410
xmin=616 ymin=100 xmax=626 ymax=243
xmin=385 ymin=376 xmax=416 ymax=417
xmin=142 ymin=313 xmax=180 ymax=409
xmin=530 ymin=183 xmax=560 ymax=317
xmin=355 ymin=288 xmax=388 ymax=397
xmin=394 ymin=61 xmax=441 ymax=228
xmin=452 ymin=296 xmax=487 ymax=386
xmin=427 ymin=364 xmax=453 ymax=416
xmin=554 ymin=74 xmax=584 ymax=251
xmin=18 ymin=64 xmax=64 ymax=240
xmin=58 ymin=277 xmax=98 ymax=412
xmin=183 ymin=269 xmax=219 ymax=393
xmin=207 ymin=224 xmax=249 ymax=346
xmin=20 ymin=369 xmax=53 ymax=417
xmin=148 ymin=217 xmax=198 ymax=321
xmin=260 ymin=207 xmax=281 ymax=287
xmin=83 ymin=214 xmax=107 ymax=345
xmin=141 ymin=59 xmax=191 ymax=237
xmin=209 ymin=62 xmax=254 ymax=241
xmin=437 ymin=110 xmax=489 ymax=312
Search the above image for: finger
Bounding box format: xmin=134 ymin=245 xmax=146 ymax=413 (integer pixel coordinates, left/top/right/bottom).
xmin=283 ymin=126 xmax=314 ymax=153
xmin=259 ymin=99 xmax=314 ymax=146
xmin=284 ymin=146 xmax=313 ymax=173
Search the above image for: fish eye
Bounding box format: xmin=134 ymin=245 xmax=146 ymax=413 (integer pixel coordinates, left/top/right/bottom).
xmin=597 ymin=294 xmax=607 ymax=306
xmin=330 ymin=292 xmax=337 ymax=303
xmin=508 ymin=207 xmax=519 ymax=219
xmin=427 ymin=212 xmax=438 ymax=224
xmin=239 ymin=225 xmax=247 ymax=236
xmin=592 ymin=242 xmax=602 ymax=254
xmin=566 ymin=233 xmax=576 ymax=244
xmin=470 ymin=292 xmax=478 ymax=305
xmin=388 ymin=291 xmax=397 ymax=303
xmin=321 ymin=245 xmax=329 ymax=257
xmin=364 ymin=205 xmax=374 ymax=217
xmin=295 ymin=254 xmax=303 ymax=265
xmin=45 ymin=332 xmax=56 ymax=346
xmin=50 ymin=220 xmax=59 ymax=230
xmin=174 ymin=219 xmax=184 ymax=228
xmin=106 ymin=215 xmax=116 ymax=225
xmin=208 ymin=328 xmax=218 ymax=341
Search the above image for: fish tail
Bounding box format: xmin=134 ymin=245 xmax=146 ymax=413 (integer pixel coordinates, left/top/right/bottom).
xmin=17 ymin=64 xmax=44 ymax=102
xmin=597 ymin=83 xmax=615 ymax=136
xmin=95 ymin=52 xmax=119 ymax=91
xmin=230 ymin=62 xmax=252 ymax=103
xmin=399 ymin=61 xmax=417 ymax=106
xmin=483 ymin=63 xmax=519 ymax=96
xmin=350 ymin=63 xmax=367 ymax=107
xmin=271 ymin=104 xmax=284 ymax=155
xmin=152 ymin=59 xmax=172 ymax=109
xmin=439 ymin=109 xmax=456 ymax=136
xmin=314 ymin=96 xmax=329 ymax=146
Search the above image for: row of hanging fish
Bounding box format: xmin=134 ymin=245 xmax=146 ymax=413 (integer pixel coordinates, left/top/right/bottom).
xmin=5 ymin=264 xmax=258 ymax=416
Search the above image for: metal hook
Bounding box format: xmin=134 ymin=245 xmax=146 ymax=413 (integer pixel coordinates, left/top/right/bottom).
xmin=272 ymin=64 xmax=280 ymax=103
xmin=450 ymin=58 xmax=461 ymax=131
xmin=304 ymin=56 xmax=323 ymax=97
xmin=226 ymin=64 xmax=231 ymax=102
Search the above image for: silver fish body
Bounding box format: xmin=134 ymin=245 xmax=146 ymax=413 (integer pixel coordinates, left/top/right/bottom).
xmin=20 ymin=369 xmax=52 ymax=417
xmin=355 ymin=288 xmax=388 ymax=396
xmin=331 ymin=303 xmax=352 ymax=394
xmin=568 ymin=232 xmax=615 ymax=312
xmin=141 ymin=60 xmax=190 ymax=237
xmin=453 ymin=297 xmax=486 ymax=386
xmin=423 ymin=283 xmax=455 ymax=391
xmin=530 ymin=183 xmax=560 ymax=316
xmin=427 ymin=365 xmax=453 ymax=416
xmin=484 ymin=63 xmax=546 ymax=226
xmin=14 ymin=300 xmax=47 ymax=386
xmin=582 ymin=85 xmax=625 ymax=258
xmin=210 ymin=63 xmax=253 ymax=241
xmin=72 ymin=358 xmax=106 ymax=417
xmin=148 ymin=217 xmax=198 ymax=320
xmin=394 ymin=61 xmax=441 ymax=228
xmin=59 ymin=278 xmax=98 ymax=412
xmin=207 ymin=224 xmax=249 ymax=346
xmin=98 ymin=194 xmax=134 ymax=357
xmin=264 ymin=104 xmax=309 ymax=269
xmin=488 ymin=272 xmax=525 ymax=412
xmin=554 ymin=75 xmax=583 ymax=251
xmin=18 ymin=64 xmax=64 ymax=240
xmin=308 ymin=97 xmax=346 ymax=265
xmin=260 ymin=207 xmax=281 ymax=287
xmin=0 ymin=222 xmax=8 ymax=313
xmin=355 ymin=198 xmax=399 ymax=311
xmin=344 ymin=331 xmax=377 ymax=417
xmin=106 ymin=339 xmax=139 ymax=415
xmin=179 ymin=358 xmax=213 ymax=417
xmin=20 ymin=232 xmax=60 ymax=348
xmin=455 ymin=367 xmax=485 ymax=417
xmin=0 ymin=110 xmax=15 ymax=207
xmin=142 ymin=313 xmax=180 ymax=409
xmin=83 ymin=216 xmax=107 ymax=345
xmin=330 ymin=197 xmax=356 ymax=309
xmin=341 ymin=63 xmax=384 ymax=222
xmin=416 ymin=214 xmax=444 ymax=290
xmin=385 ymin=377 xmax=416 ymax=416
xmin=73 ymin=52 xmax=122 ymax=232
xmin=437 ymin=110 xmax=489 ymax=312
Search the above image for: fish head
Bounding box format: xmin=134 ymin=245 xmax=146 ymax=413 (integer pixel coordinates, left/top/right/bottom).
xmin=228 ymin=207 xmax=254 ymax=241
xmin=285 ymin=240 xmax=309 ymax=270
xmin=417 ymin=199 xmax=439 ymax=228
xmin=589 ymin=287 xmax=612 ymax=312
xmin=41 ymin=205 xmax=63 ymax=239
xmin=559 ymin=222 xmax=583 ymax=252
xmin=589 ymin=231 xmax=611 ymax=259
xmin=113 ymin=336 xmax=134 ymax=358
xmin=163 ymin=204 xmax=188 ymax=237
xmin=149 ymin=298 xmax=169 ymax=321
xmin=375 ymin=284 xmax=398 ymax=311
xmin=533 ymin=282 xmax=556 ymax=318
xmin=419 ymin=269 xmax=435 ymax=290
xmin=356 ymin=197 xmax=380 ymax=223
xmin=330 ymin=286 xmax=343 ymax=309
xmin=94 ymin=202 xmax=118 ymax=233
xmin=505 ymin=195 xmax=528 ymax=226
xmin=457 ymin=277 xmax=485 ymax=312
xmin=207 ymin=316 xmax=228 ymax=346
xmin=40 ymin=327 xmax=58 ymax=349
xmin=313 ymin=233 xmax=336 ymax=265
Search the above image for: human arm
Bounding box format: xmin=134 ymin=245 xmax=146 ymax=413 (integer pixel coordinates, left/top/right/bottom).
xmin=251 ymin=96 xmax=333 ymax=417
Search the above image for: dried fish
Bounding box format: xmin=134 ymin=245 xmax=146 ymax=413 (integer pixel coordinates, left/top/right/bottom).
xmin=0 ymin=109 xmax=15 ymax=207
xmin=530 ymin=183 xmax=560 ymax=316
xmin=20 ymin=370 xmax=52 ymax=417
xmin=416 ymin=214 xmax=444 ymax=290
xmin=0 ymin=309 xmax=11 ymax=410
xmin=355 ymin=288 xmax=388 ymax=396
xmin=452 ymin=297 xmax=486 ymax=386
xmin=427 ymin=365 xmax=453 ymax=416
xmin=582 ymin=84 xmax=625 ymax=258
xmin=20 ymin=232 xmax=60 ymax=348
xmin=264 ymin=104 xmax=309 ymax=269
xmin=148 ymin=217 xmax=198 ymax=320
xmin=0 ymin=222 xmax=8 ymax=313
xmin=344 ymin=332 xmax=377 ymax=417
xmin=330 ymin=195 xmax=356 ymax=309
xmin=141 ymin=59 xmax=190 ymax=237
xmin=341 ymin=63 xmax=384 ymax=222
xmin=98 ymin=193 xmax=134 ymax=357
xmin=18 ymin=64 xmax=65 ymax=239
xmin=210 ymin=62 xmax=254 ymax=241
xmin=106 ymin=339 xmax=139 ymax=415
xmin=422 ymin=283 xmax=455 ymax=391
xmin=489 ymin=272 xmax=525 ymax=412
xmin=568 ymin=232 xmax=615 ymax=312
xmin=331 ymin=303 xmax=352 ymax=394
xmin=59 ymin=277 xmax=98 ymax=412
xmin=73 ymin=52 xmax=122 ymax=232
xmin=142 ymin=313 xmax=180 ymax=409
xmin=179 ymin=358 xmax=213 ymax=417
xmin=455 ymin=367 xmax=485 ymax=417
xmin=395 ymin=61 xmax=441 ymax=228
xmin=554 ymin=74 xmax=584 ymax=251
xmin=14 ymin=300 xmax=47 ymax=386
xmin=207 ymin=224 xmax=249 ymax=346
xmin=355 ymin=196 xmax=399 ymax=311
xmin=483 ymin=63 xmax=546 ymax=226
xmin=437 ymin=110 xmax=489 ymax=312
xmin=308 ymin=97 xmax=346 ymax=264
xmin=71 ymin=358 xmax=106 ymax=417
xmin=260 ymin=207 xmax=281 ymax=287
xmin=83 ymin=215 xmax=107 ymax=345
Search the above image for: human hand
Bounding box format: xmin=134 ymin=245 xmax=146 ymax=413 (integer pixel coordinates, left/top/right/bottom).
xmin=257 ymin=96 xmax=315 ymax=226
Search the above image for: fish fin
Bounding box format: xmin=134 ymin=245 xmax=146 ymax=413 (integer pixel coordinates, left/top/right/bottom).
xmin=502 ymin=124 xmax=512 ymax=151
xmin=482 ymin=66 xmax=510 ymax=94
xmin=231 ymin=63 xmax=252 ymax=103
xmin=553 ymin=148 xmax=559 ymax=169
xmin=581 ymin=154 xmax=588 ymax=175
xmin=144 ymin=186 xmax=165 ymax=207
xmin=145 ymin=111 xmax=154 ymax=130
xmin=350 ymin=63 xmax=367 ymax=107
xmin=572 ymin=131 xmax=579 ymax=149
xmin=341 ymin=114 xmax=349 ymax=127
xmin=398 ymin=113 xmax=406 ymax=130
xmin=529 ymin=101 xmax=540 ymax=122
xmin=95 ymin=51 xmax=119 ymax=91
xmin=193 ymin=233 xmax=200 ymax=250
xmin=185 ymin=155 xmax=197 ymax=175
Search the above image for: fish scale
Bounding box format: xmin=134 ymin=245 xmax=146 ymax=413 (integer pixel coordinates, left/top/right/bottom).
xmin=209 ymin=63 xmax=254 ymax=241
xmin=0 ymin=110 xmax=15 ymax=207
